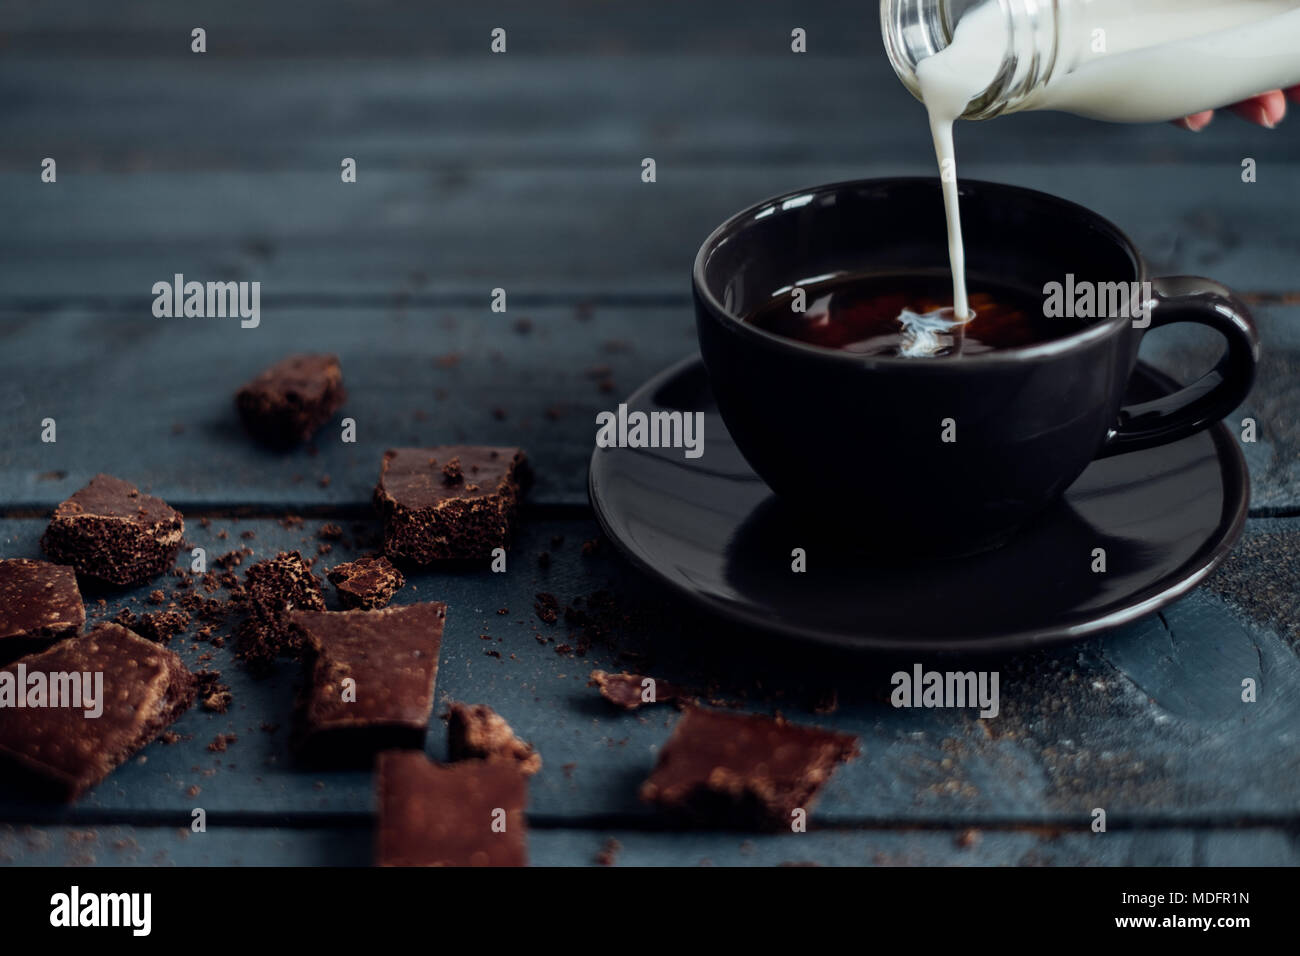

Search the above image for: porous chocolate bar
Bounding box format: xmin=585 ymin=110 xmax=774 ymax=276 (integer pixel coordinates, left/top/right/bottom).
xmin=376 ymin=749 xmax=528 ymax=866
xmin=236 ymin=551 xmax=325 ymax=675
xmin=0 ymin=623 xmax=196 ymax=800
xmin=0 ymin=559 xmax=85 ymax=664
xmin=235 ymin=353 xmax=347 ymax=447
xmin=373 ymin=446 xmax=527 ymax=563
xmin=41 ymin=474 xmax=184 ymax=586
xmin=639 ymin=706 xmax=859 ymax=829
xmin=291 ymin=601 xmax=445 ymax=765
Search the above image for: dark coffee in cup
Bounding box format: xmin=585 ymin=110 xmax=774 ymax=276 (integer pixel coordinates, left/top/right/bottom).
xmin=744 ymin=272 xmax=1084 ymax=357
xmin=693 ymin=178 xmax=1258 ymax=558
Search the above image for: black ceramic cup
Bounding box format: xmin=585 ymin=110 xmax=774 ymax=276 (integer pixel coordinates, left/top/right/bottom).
xmin=693 ymin=178 xmax=1258 ymax=558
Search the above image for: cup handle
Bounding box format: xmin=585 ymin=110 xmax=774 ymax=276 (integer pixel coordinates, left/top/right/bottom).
xmin=1096 ymin=275 xmax=1259 ymax=459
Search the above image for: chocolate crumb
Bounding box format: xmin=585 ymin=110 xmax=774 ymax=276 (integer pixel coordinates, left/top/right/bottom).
xmin=533 ymin=592 xmax=559 ymax=625
xmin=207 ymin=733 xmax=238 ymax=753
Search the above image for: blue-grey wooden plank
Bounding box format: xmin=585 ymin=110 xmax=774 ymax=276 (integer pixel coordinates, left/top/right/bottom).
xmin=3 ymin=823 xmax=1296 ymax=866
xmin=1 ymin=164 xmax=1298 ymax=303
xmin=5 ymin=57 xmax=1296 ymax=173
xmin=1 ymin=0 xmax=881 ymax=57
xmin=1202 ymin=517 xmax=1300 ymax=644
xmin=1 ymin=304 xmax=1295 ymax=510
xmin=532 ymin=827 xmax=1300 ymax=867
xmin=0 ymin=306 xmax=698 ymax=508
xmin=0 ymin=823 xmax=371 ymax=867
xmin=0 ymin=515 xmax=1296 ymax=824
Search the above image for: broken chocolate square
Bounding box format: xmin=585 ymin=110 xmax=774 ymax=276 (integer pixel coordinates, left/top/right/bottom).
xmin=447 ymin=702 xmax=541 ymax=776
xmin=291 ymin=601 xmax=445 ymax=765
xmin=0 ymin=559 xmax=85 ymax=664
xmin=589 ymin=669 xmax=681 ymax=710
xmin=639 ymin=707 xmax=859 ymax=829
xmin=236 ymin=551 xmax=325 ymax=675
xmin=376 ymin=749 xmax=528 ymax=866
xmin=40 ymin=474 xmax=184 ymax=586
xmin=373 ymin=446 xmax=527 ymax=563
xmin=326 ymin=554 xmax=404 ymax=610
xmin=0 ymin=623 xmax=196 ymax=800
xmin=235 ymin=353 xmax=347 ymax=447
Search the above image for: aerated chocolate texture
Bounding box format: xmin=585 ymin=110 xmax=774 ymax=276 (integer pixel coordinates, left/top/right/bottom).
xmin=235 ymin=353 xmax=347 ymax=447
xmin=236 ymin=551 xmax=325 ymax=675
xmin=0 ymin=623 xmax=196 ymax=801
xmin=291 ymin=601 xmax=445 ymax=766
xmin=40 ymin=474 xmax=184 ymax=586
xmin=376 ymin=749 xmax=528 ymax=866
xmin=0 ymin=559 xmax=86 ymax=664
xmin=374 ymin=446 xmax=528 ymax=563
xmin=639 ymin=707 xmax=859 ymax=829
xmin=326 ymin=554 xmax=405 ymax=610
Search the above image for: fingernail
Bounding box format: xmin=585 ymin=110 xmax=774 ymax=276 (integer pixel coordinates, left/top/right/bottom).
xmin=1260 ymin=105 xmax=1276 ymax=129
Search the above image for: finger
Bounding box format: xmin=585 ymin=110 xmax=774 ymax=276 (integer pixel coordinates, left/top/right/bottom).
xmin=1173 ymin=110 xmax=1214 ymax=132
xmin=1228 ymin=90 xmax=1286 ymax=128
xmin=1287 ymin=86 xmax=1300 ymax=105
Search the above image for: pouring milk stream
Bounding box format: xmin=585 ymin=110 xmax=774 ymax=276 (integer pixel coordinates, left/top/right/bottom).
xmin=884 ymin=0 xmax=1300 ymax=325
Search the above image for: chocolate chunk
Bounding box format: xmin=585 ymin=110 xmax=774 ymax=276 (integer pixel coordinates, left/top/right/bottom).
xmin=373 ymin=446 xmax=527 ymax=563
xmin=326 ymin=555 xmax=404 ymax=610
xmin=235 ymin=353 xmax=347 ymax=448
xmin=41 ymin=475 xmax=184 ymax=586
xmin=236 ymin=551 xmax=324 ymax=675
xmin=589 ymin=669 xmax=680 ymax=710
xmin=639 ymin=707 xmax=859 ymax=829
xmin=376 ymin=750 xmax=528 ymax=867
xmin=0 ymin=559 xmax=85 ymax=664
xmin=447 ymin=703 xmax=541 ymax=776
xmin=0 ymin=624 xmax=196 ymax=801
xmin=291 ymin=602 xmax=445 ymax=766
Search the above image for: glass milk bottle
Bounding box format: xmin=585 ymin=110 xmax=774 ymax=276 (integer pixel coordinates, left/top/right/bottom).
xmin=881 ymin=0 xmax=1300 ymax=122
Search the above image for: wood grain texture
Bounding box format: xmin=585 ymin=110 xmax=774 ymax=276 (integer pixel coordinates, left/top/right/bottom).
xmin=2 ymin=164 xmax=1298 ymax=304
xmin=6 ymin=56 xmax=1299 ymax=173
xmin=1 ymin=306 xmax=1294 ymax=510
xmin=2 ymin=823 xmax=1296 ymax=867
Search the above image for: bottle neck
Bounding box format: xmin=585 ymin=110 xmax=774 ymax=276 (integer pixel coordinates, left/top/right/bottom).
xmin=881 ymin=0 xmax=1062 ymax=119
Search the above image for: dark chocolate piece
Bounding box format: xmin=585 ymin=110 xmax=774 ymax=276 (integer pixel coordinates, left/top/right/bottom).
xmin=373 ymin=446 xmax=527 ymax=563
xmin=447 ymin=702 xmax=541 ymax=776
xmin=235 ymin=551 xmax=325 ymax=675
xmin=235 ymin=353 xmax=347 ymax=447
xmin=376 ymin=750 xmax=528 ymax=866
xmin=0 ymin=559 xmax=85 ymax=664
xmin=639 ymin=707 xmax=859 ymax=829
xmin=40 ymin=474 xmax=184 ymax=586
xmin=291 ymin=602 xmax=445 ymax=765
xmin=0 ymin=623 xmax=196 ymax=800
xmin=589 ymin=669 xmax=681 ymax=710
xmin=326 ymin=554 xmax=404 ymax=610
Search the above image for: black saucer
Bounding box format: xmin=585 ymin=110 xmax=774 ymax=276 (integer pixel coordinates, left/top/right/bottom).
xmin=588 ymin=356 xmax=1249 ymax=653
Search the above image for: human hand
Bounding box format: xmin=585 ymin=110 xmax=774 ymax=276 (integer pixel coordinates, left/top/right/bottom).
xmin=1176 ymin=87 xmax=1300 ymax=130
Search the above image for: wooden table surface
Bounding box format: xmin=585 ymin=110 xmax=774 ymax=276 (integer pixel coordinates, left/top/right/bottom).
xmin=1 ymin=0 xmax=1298 ymax=866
